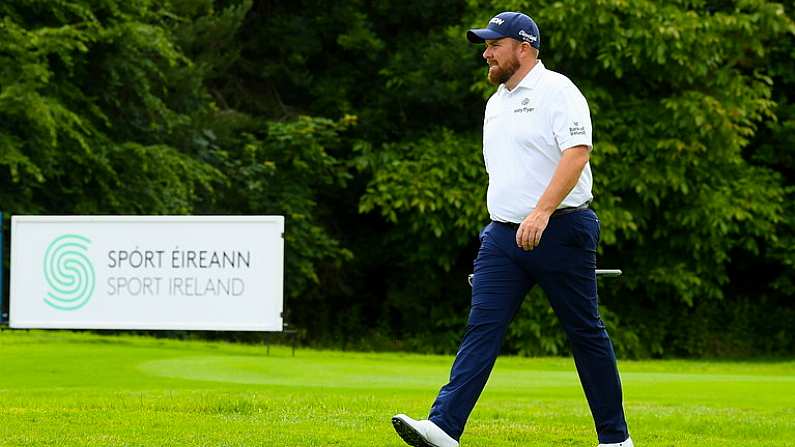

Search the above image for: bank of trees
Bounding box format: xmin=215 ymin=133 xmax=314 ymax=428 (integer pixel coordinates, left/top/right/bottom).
xmin=1 ymin=0 xmax=793 ymax=357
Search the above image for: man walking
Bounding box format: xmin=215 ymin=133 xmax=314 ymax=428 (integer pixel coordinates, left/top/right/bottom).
xmin=392 ymin=11 xmax=632 ymax=447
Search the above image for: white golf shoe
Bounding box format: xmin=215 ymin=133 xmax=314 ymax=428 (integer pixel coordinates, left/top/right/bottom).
xmin=598 ymin=437 xmax=634 ymax=447
xmin=391 ymin=414 xmax=459 ymax=447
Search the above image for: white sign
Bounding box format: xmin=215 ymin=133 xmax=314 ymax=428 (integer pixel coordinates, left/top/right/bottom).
xmin=10 ymin=216 xmax=284 ymax=331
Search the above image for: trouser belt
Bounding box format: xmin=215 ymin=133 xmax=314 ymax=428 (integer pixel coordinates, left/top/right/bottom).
xmin=495 ymin=202 xmax=590 ymax=229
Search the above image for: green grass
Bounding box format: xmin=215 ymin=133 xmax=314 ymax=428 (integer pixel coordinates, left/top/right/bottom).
xmin=1 ymin=330 xmax=793 ymax=446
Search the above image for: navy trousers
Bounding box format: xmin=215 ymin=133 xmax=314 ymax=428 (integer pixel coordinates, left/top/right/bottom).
xmin=428 ymin=209 xmax=629 ymax=444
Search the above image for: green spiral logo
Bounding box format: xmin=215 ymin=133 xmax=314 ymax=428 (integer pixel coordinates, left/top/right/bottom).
xmin=43 ymin=234 xmax=96 ymax=311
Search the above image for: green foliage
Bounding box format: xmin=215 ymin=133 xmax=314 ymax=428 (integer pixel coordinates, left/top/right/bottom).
xmin=357 ymin=129 xmax=488 ymax=269
xmin=1 ymin=0 xmax=793 ymax=357
xmin=206 ymin=115 xmax=354 ymax=301
xmin=0 ymin=0 xmax=352 ymax=318
xmin=346 ymin=0 xmax=795 ymax=356
xmin=0 ymin=0 xmax=221 ymax=214
xmin=525 ymin=0 xmax=791 ymax=307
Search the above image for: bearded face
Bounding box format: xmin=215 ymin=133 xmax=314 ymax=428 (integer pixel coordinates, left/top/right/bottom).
xmin=483 ymin=39 xmax=522 ymax=86
xmin=487 ymin=53 xmax=520 ymax=85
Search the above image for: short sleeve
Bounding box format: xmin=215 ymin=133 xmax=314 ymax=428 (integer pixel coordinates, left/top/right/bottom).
xmin=550 ymin=85 xmax=593 ymax=152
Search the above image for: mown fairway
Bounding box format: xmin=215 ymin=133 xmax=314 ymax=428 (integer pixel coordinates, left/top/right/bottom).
xmin=0 ymin=330 xmax=793 ymax=446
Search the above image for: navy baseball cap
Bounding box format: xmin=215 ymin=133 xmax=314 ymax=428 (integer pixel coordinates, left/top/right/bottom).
xmin=466 ymin=12 xmax=541 ymax=49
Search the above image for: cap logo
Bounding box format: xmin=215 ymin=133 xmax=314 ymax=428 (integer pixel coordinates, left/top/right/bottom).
xmin=489 ymin=17 xmax=505 ymax=25
xmin=518 ymin=30 xmax=537 ymax=43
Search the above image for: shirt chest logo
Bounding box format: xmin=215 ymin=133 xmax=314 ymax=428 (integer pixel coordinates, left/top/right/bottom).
xmin=513 ymin=97 xmax=534 ymax=113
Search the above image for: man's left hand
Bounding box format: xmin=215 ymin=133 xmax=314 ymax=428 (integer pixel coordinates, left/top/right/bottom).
xmin=516 ymin=208 xmax=552 ymax=250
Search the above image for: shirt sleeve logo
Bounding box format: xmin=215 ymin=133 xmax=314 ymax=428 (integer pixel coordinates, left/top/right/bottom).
xmin=569 ymin=121 xmax=587 ymax=136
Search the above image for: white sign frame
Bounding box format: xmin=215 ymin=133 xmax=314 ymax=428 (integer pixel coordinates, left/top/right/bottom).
xmin=10 ymin=215 xmax=284 ymax=331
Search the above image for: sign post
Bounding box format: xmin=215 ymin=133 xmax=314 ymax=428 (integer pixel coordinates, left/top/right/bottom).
xmin=1 ymin=211 xmax=5 ymax=324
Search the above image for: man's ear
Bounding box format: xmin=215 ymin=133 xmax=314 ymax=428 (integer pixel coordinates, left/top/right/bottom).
xmin=523 ymin=44 xmax=539 ymax=58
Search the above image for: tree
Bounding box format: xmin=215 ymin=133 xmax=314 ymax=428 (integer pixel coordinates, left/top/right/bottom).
xmin=0 ymin=1 xmax=221 ymax=215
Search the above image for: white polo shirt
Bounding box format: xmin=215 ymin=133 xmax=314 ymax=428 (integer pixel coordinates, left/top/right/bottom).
xmin=483 ymin=60 xmax=593 ymax=224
